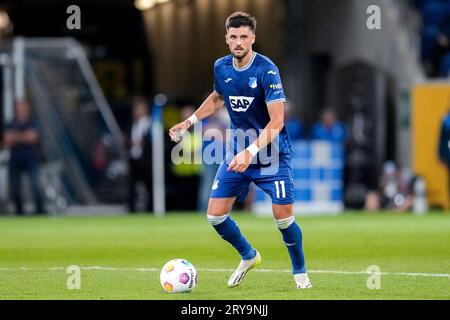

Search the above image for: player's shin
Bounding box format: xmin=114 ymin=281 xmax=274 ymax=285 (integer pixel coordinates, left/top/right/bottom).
xmin=276 ymin=216 xmax=306 ymax=274
xmin=207 ymin=214 xmax=256 ymax=260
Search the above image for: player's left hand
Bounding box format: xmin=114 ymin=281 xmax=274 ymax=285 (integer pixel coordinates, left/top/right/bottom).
xmin=227 ymin=150 xmax=254 ymax=173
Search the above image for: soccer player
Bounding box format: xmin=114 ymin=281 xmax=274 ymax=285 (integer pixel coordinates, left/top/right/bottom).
xmin=169 ymin=12 xmax=312 ymax=289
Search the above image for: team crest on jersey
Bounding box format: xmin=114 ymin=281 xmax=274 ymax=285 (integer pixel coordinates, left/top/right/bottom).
xmin=229 ymin=96 xmax=255 ymax=112
xmin=248 ymin=77 xmax=257 ymax=89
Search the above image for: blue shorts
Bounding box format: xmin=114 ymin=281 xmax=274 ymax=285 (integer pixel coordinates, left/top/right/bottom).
xmin=210 ymin=155 xmax=294 ymax=205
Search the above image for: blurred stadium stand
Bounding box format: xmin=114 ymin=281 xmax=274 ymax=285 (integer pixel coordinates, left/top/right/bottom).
xmin=1 ymin=38 xmax=129 ymax=214
xmin=0 ymin=1 xmax=150 ymax=214
xmin=0 ymin=0 xmax=448 ymax=214
xmin=411 ymin=0 xmax=450 ymax=76
xmin=23 ymin=38 xmax=128 ymax=204
xmin=254 ymin=141 xmax=344 ymax=216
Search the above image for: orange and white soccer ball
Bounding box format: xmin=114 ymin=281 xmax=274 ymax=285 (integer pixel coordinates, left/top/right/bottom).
xmin=160 ymin=259 xmax=197 ymax=293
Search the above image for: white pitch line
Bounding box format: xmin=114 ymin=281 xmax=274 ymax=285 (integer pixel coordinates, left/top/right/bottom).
xmin=0 ymin=266 xmax=449 ymax=278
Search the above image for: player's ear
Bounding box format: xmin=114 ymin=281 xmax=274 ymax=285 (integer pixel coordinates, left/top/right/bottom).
xmin=225 ymin=33 xmax=229 ymax=44
xmin=251 ymin=33 xmax=256 ymax=44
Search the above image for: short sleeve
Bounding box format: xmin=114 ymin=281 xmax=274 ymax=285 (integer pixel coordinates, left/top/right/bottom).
xmin=261 ymin=66 xmax=286 ymax=105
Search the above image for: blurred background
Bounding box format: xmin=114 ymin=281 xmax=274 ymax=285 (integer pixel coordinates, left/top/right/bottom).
xmin=0 ymin=0 xmax=449 ymax=216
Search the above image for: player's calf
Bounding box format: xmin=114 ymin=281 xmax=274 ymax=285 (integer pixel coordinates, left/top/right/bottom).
xmin=275 ymin=216 xmax=312 ymax=288
xmin=207 ymin=213 xmax=256 ymax=261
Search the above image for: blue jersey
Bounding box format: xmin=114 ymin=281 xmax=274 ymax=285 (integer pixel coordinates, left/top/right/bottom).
xmin=213 ymin=52 xmax=292 ymax=165
xmin=310 ymin=122 xmax=347 ymax=144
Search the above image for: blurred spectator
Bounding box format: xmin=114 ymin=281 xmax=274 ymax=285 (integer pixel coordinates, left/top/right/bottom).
xmin=126 ymin=97 xmax=152 ymax=213
xmin=310 ymin=109 xmax=347 ymax=144
xmin=438 ymin=109 xmax=450 ymax=192
xmin=364 ymin=191 xmax=381 ymax=212
xmin=379 ymin=161 xmax=398 ymax=209
xmin=436 ymin=15 xmax=450 ymax=76
xmin=197 ymin=108 xmax=228 ymax=211
xmin=3 ymin=100 xmax=45 ymax=215
xmin=396 ymin=168 xmax=415 ymax=212
xmin=366 ymin=161 xmax=415 ymax=213
xmin=414 ymin=0 xmax=450 ymax=76
xmin=172 ymin=105 xmax=202 ymax=211
xmin=0 ymin=149 xmax=8 ymax=214
xmin=284 ymin=100 xmax=304 ymax=141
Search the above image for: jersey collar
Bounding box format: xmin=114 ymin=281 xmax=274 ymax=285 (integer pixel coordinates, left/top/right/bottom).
xmin=233 ymin=52 xmax=257 ymax=72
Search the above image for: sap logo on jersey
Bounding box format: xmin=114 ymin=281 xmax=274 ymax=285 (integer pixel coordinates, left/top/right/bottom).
xmin=229 ymin=96 xmax=255 ymax=112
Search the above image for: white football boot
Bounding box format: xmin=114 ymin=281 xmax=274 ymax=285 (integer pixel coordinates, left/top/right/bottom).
xmin=227 ymin=250 xmax=262 ymax=288
xmin=294 ymin=273 xmax=313 ymax=289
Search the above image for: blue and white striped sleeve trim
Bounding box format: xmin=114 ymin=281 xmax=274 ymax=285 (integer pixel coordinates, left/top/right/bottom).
xmin=266 ymin=98 xmax=286 ymax=105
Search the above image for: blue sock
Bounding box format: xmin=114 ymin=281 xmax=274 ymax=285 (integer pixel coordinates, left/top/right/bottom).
xmin=208 ymin=214 xmax=256 ymax=260
xmin=277 ymin=217 xmax=306 ymax=274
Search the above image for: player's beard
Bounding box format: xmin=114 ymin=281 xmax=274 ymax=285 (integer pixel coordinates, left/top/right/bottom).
xmin=232 ymin=47 xmax=250 ymax=60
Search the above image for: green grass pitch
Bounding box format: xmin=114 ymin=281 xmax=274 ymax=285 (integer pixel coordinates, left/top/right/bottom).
xmin=0 ymin=212 xmax=449 ymax=300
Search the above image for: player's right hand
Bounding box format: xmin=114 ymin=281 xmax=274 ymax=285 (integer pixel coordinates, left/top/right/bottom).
xmin=169 ymin=120 xmax=191 ymax=143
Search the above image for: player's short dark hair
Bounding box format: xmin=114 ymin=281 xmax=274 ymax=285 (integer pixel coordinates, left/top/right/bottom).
xmin=225 ymin=12 xmax=257 ymax=33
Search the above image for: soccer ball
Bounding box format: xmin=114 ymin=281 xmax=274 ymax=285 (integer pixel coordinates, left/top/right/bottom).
xmin=160 ymin=259 xmax=197 ymax=293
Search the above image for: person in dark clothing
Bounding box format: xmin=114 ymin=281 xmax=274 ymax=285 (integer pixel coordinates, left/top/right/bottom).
xmin=126 ymin=97 xmax=153 ymax=213
xmin=3 ymin=100 xmax=45 ymax=215
xmin=310 ymin=109 xmax=347 ymax=144
xmin=439 ymin=111 xmax=450 ymax=193
xmin=284 ymin=100 xmax=304 ymax=142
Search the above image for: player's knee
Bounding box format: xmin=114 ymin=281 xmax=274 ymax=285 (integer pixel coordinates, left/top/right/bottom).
xmin=275 ymin=215 xmax=295 ymax=230
xmin=207 ymin=198 xmax=234 ymax=216
xmin=272 ymin=204 xmax=293 ymax=220
xmin=207 ymin=213 xmax=229 ymax=226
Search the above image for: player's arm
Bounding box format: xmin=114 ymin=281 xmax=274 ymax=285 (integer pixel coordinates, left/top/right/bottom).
xmin=227 ymin=101 xmax=284 ymax=173
xmin=2 ymin=124 xmax=36 ymax=148
xmin=169 ymin=91 xmax=224 ymax=142
xmin=192 ymin=91 xmax=225 ymax=123
xmin=252 ymin=101 xmax=284 ymax=150
xmin=18 ymin=128 xmax=39 ymax=145
xmin=3 ymin=129 xmax=17 ymax=148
